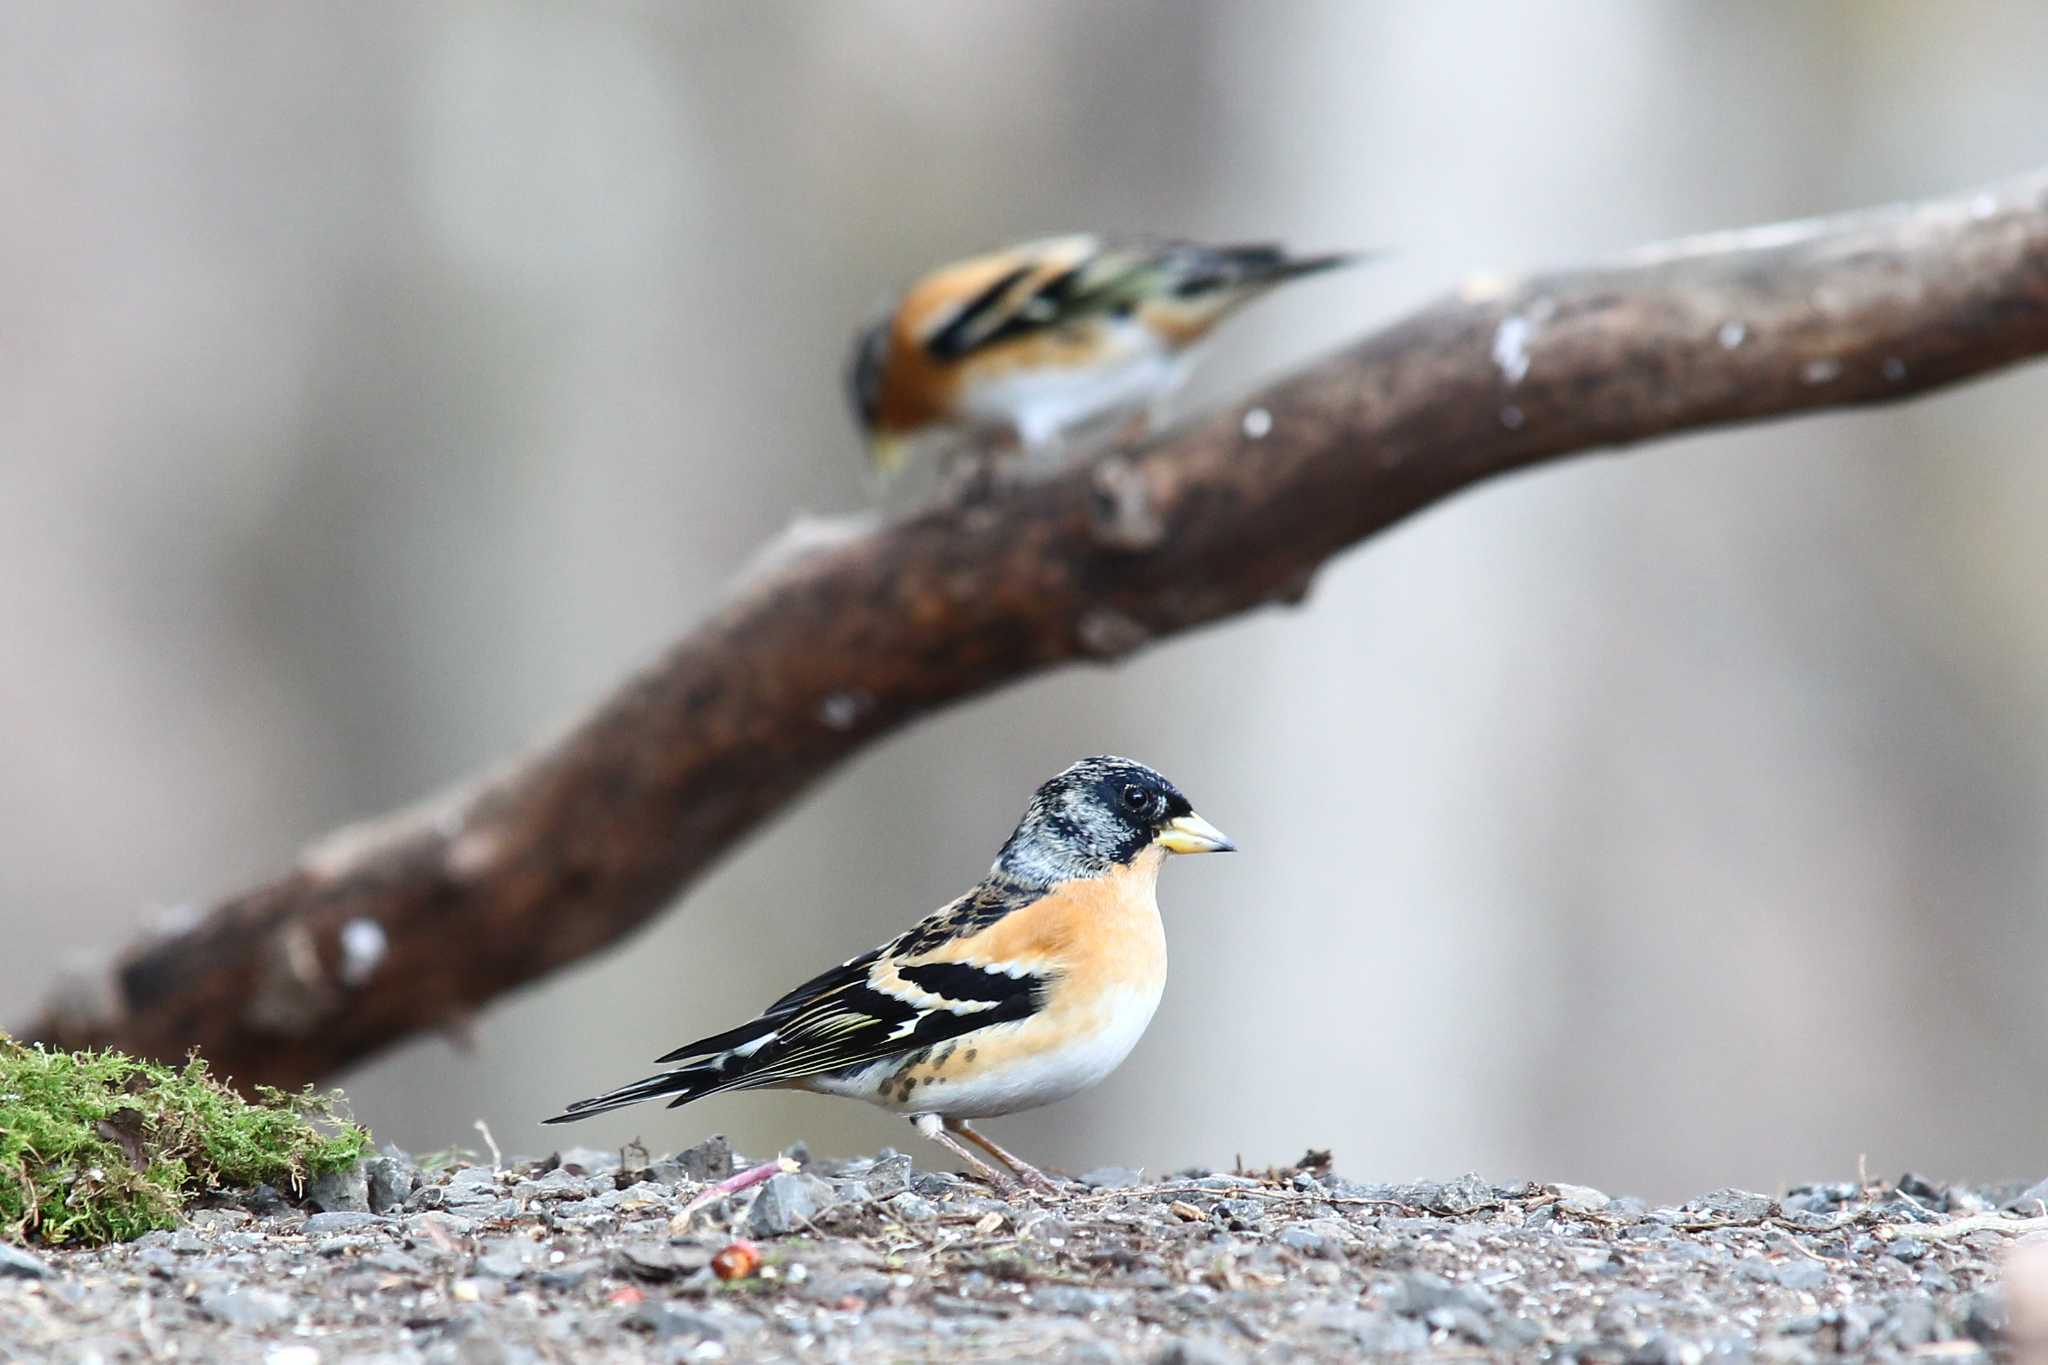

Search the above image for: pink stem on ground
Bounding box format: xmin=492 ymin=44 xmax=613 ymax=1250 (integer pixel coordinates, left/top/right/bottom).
xmin=676 ymin=1157 xmax=789 ymax=1221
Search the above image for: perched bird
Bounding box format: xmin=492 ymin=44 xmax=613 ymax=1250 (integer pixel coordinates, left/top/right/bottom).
xmin=848 ymin=234 xmax=1358 ymax=480
xmin=546 ymin=756 xmax=1235 ymax=1189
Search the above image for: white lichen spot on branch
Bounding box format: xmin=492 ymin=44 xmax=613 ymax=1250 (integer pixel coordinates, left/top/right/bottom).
xmin=1241 ymin=407 xmax=1273 ymax=440
xmin=1077 ymin=609 xmax=1151 ymax=658
xmin=1491 ymin=315 xmax=1534 ymax=385
xmin=817 ymin=691 xmax=874 ymax=731
xmin=337 ymin=919 xmax=388 ymax=988
xmin=1802 ymin=358 xmax=1843 ymax=385
xmin=1717 ymin=322 xmax=1748 ymax=350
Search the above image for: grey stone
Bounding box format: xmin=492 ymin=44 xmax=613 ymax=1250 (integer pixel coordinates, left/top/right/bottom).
xmin=511 ymin=1168 xmax=590 ymax=1203
xmin=1433 ymin=1172 xmax=1497 ymax=1215
xmin=1310 ymin=1309 xmax=1429 ymax=1353
xmin=435 ymin=1168 xmax=506 ymax=1209
xmin=610 ymin=1242 xmax=711 ymax=1281
xmin=1963 ymin=1291 xmax=2008 ymax=1343
xmin=1390 ymin=1271 xmax=1497 ymax=1318
xmin=198 ymin=1288 xmax=292 ymax=1329
xmin=746 ymin=1172 xmax=837 ymax=1237
xmin=169 ymin=1230 xmax=206 ymax=1254
xmin=236 ymin=1184 xmax=289 ymax=1216
xmin=365 ymin=1156 xmax=416 ymax=1214
xmin=537 ymin=1260 xmax=600 ymax=1291
xmin=1081 ymin=1166 xmax=1144 ymax=1190
xmin=1735 ymin=1254 xmax=1777 ymax=1282
xmin=1884 ymin=1298 xmax=1937 ymax=1347
xmin=595 ymin=1180 xmax=671 ymax=1211
xmin=303 ymin=1212 xmax=383 ymax=1236
xmin=633 ymin=1302 xmax=727 ymax=1341
xmin=0 ymin=1242 xmax=51 ymax=1279
xmin=1551 ymin=1183 xmax=1611 ymax=1214
xmin=910 ymin=1170 xmax=965 ymax=1198
xmin=1888 ymin=1237 xmax=1929 ymax=1262
xmin=1425 ymin=1304 xmax=1492 ymax=1344
xmin=1687 ymin=1188 xmax=1778 ymax=1222
xmin=886 ymin=1192 xmax=939 ymax=1222
xmin=672 ymin=1135 xmax=735 ymax=1182
xmin=2005 ymin=1177 xmax=2048 ymax=1213
xmin=474 ymin=1250 xmax=531 ymax=1279
xmin=1838 ymin=1303 xmax=1879 ymax=1352
xmin=1897 ymin=1172 xmax=1946 ymax=1205
xmin=1917 ymin=1261 xmax=1956 ymax=1294
xmin=1774 ymin=1258 xmax=1830 ymax=1291
xmin=857 ymin=1152 xmax=914 ymax=1199
xmin=305 ymin=1163 xmax=371 ymax=1214
xmin=1036 ymin=1284 xmax=1114 ymax=1315
xmin=1277 ymin=1220 xmax=1348 ymax=1257
xmin=361 ymin=1249 xmax=424 ymax=1274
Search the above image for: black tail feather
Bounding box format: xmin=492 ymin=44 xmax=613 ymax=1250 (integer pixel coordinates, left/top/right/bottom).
xmin=1170 ymin=243 xmax=1371 ymax=298
xmin=542 ymin=1061 xmax=730 ymax=1124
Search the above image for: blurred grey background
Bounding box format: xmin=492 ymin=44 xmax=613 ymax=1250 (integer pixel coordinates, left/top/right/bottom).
xmin=4 ymin=1 xmax=2045 ymax=1203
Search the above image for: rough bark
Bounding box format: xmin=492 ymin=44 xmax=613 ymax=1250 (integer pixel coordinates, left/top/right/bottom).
xmin=22 ymin=171 xmax=2048 ymax=1086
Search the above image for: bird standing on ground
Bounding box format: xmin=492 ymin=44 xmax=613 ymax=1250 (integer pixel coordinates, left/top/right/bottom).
xmin=848 ymin=235 xmax=1357 ymax=482
xmin=546 ymin=756 xmax=1235 ymax=1190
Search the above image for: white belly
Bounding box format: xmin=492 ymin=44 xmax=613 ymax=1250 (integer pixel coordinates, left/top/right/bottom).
xmin=959 ymin=325 xmax=1187 ymax=451
xmin=810 ymin=980 xmax=1166 ymax=1121
xmin=931 ymin=984 xmax=1164 ymax=1119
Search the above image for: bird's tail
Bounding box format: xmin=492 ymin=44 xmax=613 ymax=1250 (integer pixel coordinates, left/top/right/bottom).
xmin=543 ymin=1060 xmax=735 ymax=1124
xmin=1191 ymin=243 xmax=1369 ymax=293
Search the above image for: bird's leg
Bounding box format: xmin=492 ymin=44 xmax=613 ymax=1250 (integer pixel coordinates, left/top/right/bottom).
xmin=947 ymin=1119 xmax=1062 ymax=1192
xmin=910 ymin=1113 xmax=1014 ymax=1191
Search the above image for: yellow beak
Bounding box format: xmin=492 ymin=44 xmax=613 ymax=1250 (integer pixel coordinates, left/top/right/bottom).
xmin=1156 ymin=812 xmax=1236 ymax=855
xmin=869 ymin=433 xmax=909 ymax=479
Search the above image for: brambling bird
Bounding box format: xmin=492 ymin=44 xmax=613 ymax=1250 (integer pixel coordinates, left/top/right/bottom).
xmin=848 ymin=234 xmax=1358 ymax=480
xmin=545 ymin=756 xmax=1235 ymax=1190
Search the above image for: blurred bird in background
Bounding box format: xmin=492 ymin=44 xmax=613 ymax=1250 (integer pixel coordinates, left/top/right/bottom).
xmin=848 ymin=235 xmax=1358 ymax=486
xmin=546 ymin=756 xmax=1235 ymax=1190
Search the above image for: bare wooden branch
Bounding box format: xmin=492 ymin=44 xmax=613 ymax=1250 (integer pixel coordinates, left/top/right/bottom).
xmin=20 ymin=171 xmax=2048 ymax=1086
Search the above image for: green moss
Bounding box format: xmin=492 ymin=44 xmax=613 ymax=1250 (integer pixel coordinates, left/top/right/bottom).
xmin=0 ymin=1036 xmax=368 ymax=1246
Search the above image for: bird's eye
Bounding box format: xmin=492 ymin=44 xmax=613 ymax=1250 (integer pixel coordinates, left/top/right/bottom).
xmin=1120 ymin=784 xmax=1149 ymax=813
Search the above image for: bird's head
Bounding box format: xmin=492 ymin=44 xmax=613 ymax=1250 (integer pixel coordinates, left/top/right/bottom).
xmin=995 ymin=755 xmax=1234 ymax=885
xmin=846 ymin=314 xmax=910 ymax=477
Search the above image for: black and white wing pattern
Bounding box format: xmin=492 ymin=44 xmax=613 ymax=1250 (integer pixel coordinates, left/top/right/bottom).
xmin=543 ymin=879 xmax=1050 ymax=1123
xmin=920 ymin=235 xmax=1357 ymax=364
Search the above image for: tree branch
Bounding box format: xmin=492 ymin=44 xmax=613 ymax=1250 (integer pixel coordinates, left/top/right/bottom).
xmin=22 ymin=171 xmax=2048 ymax=1086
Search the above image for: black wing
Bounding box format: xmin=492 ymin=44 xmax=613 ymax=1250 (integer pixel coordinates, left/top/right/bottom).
xmin=546 ymin=879 xmax=1050 ymax=1122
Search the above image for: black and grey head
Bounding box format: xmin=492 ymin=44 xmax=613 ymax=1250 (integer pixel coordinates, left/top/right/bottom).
xmin=846 ymin=312 xmax=891 ymax=435
xmin=993 ymin=755 xmax=1234 ymax=886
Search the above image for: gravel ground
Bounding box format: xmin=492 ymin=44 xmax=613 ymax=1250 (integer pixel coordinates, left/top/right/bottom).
xmin=3 ymin=1140 xmax=2044 ymax=1363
